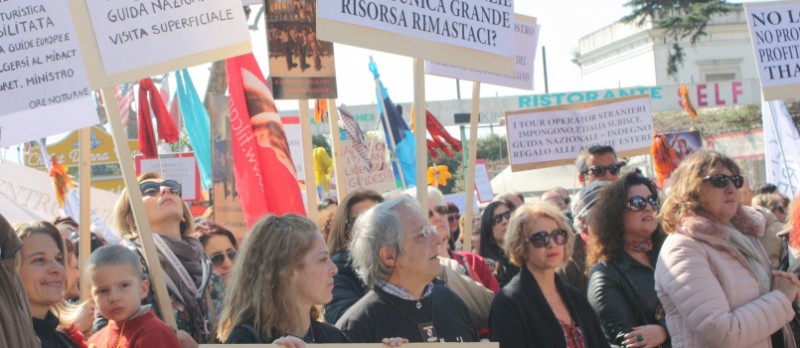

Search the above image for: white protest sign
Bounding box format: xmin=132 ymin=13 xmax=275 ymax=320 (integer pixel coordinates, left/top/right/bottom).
xmin=474 ymin=159 xmax=494 ymax=202
xmin=444 ymin=192 xmax=480 ymax=213
xmin=317 ymin=0 xmax=516 ymax=75
xmin=744 ymin=1 xmax=800 ymax=100
xmin=342 ymin=135 xmax=396 ymax=195
xmin=71 ymin=0 xmax=251 ymax=88
xmin=0 ymin=0 xmax=98 ymax=147
xmin=281 ymin=116 xmax=305 ymax=181
xmin=136 ymin=153 xmax=200 ymax=201
xmin=426 ymin=14 xmax=539 ymax=89
xmin=506 ymin=95 xmax=654 ymax=172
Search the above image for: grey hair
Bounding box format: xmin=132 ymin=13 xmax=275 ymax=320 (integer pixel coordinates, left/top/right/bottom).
xmin=404 ymin=186 xmax=445 ymax=207
xmin=86 ymin=244 xmax=143 ymax=280
xmin=575 ymin=145 xmax=617 ymax=174
xmin=348 ymin=195 xmax=420 ymax=288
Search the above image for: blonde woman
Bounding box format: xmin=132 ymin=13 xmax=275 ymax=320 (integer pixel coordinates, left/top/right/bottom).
xmin=218 ymin=214 xmax=347 ymax=345
xmin=656 ymin=150 xmax=798 ymax=347
xmin=489 ymin=203 xmax=608 ymax=348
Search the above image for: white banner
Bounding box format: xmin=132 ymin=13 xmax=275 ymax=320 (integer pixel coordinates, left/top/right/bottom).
xmin=744 ymin=2 xmax=800 ymax=100
xmin=425 ymin=14 xmax=538 ymax=89
xmin=86 ymin=0 xmax=250 ymax=75
xmin=474 ymin=160 xmax=494 ymax=202
xmin=282 ymin=117 xmax=306 ymax=181
xmin=762 ymin=99 xmax=800 ymax=198
xmin=0 ymin=0 xmax=97 ymax=147
xmin=505 ymin=95 xmax=653 ymax=171
xmin=136 ymin=154 xmax=199 ymax=201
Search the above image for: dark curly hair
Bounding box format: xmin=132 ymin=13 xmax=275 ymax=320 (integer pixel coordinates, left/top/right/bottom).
xmin=586 ymin=172 xmax=665 ymax=270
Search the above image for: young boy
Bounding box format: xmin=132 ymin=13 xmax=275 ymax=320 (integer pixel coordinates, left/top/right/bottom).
xmin=86 ymin=245 xmax=179 ymax=348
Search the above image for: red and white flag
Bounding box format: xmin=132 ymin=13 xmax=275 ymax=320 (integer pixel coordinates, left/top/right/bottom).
xmin=226 ymin=53 xmax=306 ymax=227
xmin=115 ymin=83 xmax=135 ymax=127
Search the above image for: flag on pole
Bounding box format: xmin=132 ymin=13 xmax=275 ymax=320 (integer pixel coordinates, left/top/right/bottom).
xmin=762 ymin=99 xmax=800 ymax=198
xmin=115 ymin=83 xmax=136 ymax=127
xmin=226 ymin=53 xmax=306 ymax=227
xmin=137 ymin=78 xmax=179 ymax=158
xmin=175 ymin=69 xmax=212 ymax=189
xmin=369 ymin=58 xmax=416 ymax=188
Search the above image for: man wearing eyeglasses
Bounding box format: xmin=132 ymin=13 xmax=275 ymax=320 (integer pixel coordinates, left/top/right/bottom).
xmin=336 ymin=196 xmax=477 ymax=343
xmin=576 ymin=145 xmax=626 ymax=187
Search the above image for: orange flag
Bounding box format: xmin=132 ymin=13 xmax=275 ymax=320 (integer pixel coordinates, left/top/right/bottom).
xmin=679 ymin=85 xmax=698 ymax=122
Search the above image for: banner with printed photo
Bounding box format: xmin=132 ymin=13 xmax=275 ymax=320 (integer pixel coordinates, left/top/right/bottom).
xmin=266 ymin=0 xmax=337 ymax=99
xmin=744 ymin=1 xmax=800 ymax=100
xmin=208 ymin=93 xmax=247 ymax=240
xmin=0 ymin=0 xmax=98 ymax=147
xmin=663 ymin=130 xmax=702 ymax=163
xmin=506 ymin=95 xmax=654 ymax=171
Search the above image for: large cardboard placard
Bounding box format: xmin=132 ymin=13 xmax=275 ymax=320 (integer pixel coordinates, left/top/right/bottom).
xmin=744 ymin=1 xmax=800 ymax=100
xmin=69 ymin=0 xmax=251 ymax=88
xmin=317 ymin=0 xmax=516 ymax=75
xmin=341 ymin=133 xmax=396 ymax=195
xmin=425 ymin=14 xmax=539 ymax=89
xmin=0 ymin=0 xmax=98 ymax=147
xmin=506 ymin=95 xmax=654 ymax=172
xmin=266 ymin=0 xmax=338 ymax=99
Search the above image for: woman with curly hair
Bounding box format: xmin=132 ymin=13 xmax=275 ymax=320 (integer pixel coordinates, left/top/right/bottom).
xmin=218 ymin=214 xmax=348 ymax=345
xmin=585 ymin=172 xmax=670 ymax=348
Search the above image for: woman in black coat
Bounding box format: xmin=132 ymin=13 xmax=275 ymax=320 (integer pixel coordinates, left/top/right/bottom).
xmin=489 ymin=203 xmax=608 ymax=348
xmin=586 ymin=172 xmax=669 ymax=348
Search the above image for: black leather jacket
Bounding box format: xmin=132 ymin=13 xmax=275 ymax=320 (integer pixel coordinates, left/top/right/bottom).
xmin=587 ymin=250 xmax=670 ymax=347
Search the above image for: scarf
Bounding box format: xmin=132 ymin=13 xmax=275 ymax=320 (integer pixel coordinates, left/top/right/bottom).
xmin=156 ymin=234 xmax=209 ymax=339
xmin=137 ymin=78 xmax=179 ymax=158
xmin=624 ymin=238 xmax=653 ymax=253
xmin=726 ymin=224 xmax=771 ymax=294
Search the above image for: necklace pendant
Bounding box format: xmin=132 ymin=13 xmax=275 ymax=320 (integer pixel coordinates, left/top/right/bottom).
xmin=416 ymin=301 xmax=422 ymax=309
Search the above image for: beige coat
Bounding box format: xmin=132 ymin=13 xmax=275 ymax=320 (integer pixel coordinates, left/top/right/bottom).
xmin=752 ymin=205 xmax=786 ymax=269
xmin=439 ymin=257 xmax=494 ymax=328
xmin=0 ymin=214 xmax=39 ymax=348
xmin=655 ymin=206 xmax=796 ymax=348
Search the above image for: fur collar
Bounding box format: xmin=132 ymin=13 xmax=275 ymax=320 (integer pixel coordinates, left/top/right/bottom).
xmin=677 ymin=205 xmax=765 ymax=240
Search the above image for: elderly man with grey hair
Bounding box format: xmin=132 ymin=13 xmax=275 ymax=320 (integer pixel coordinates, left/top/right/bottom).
xmin=336 ymin=196 xmax=477 ymax=343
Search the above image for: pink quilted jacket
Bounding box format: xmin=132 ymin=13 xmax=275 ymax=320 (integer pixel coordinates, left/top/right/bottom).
xmin=655 ymin=206 xmax=796 ymax=348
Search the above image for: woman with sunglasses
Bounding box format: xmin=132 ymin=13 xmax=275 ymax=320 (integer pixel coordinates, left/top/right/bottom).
xmin=585 ymin=172 xmax=669 ymax=348
xmin=113 ymin=172 xmax=216 ymax=344
xmin=655 ymin=150 xmax=798 ymax=348
xmin=489 ymin=202 xmax=608 ymax=348
xmin=479 ymin=200 xmax=519 ymax=287
xmin=324 ymin=189 xmax=384 ymax=324
xmin=193 ymin=221 xmax=238 ymax=286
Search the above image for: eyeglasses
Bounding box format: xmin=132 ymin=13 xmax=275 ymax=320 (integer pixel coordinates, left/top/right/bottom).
xmin=429 ymin=205 xmax=449 ymax=218
xmin=702 ymin=174 xmax=744 ymax=189
xmin=412 ymin=225 xmax=438 ymax=242
xmin=493 ymin=210 xmax=512 ymax=225
xmin=447 ymin=214 xmax=460 ymax=223
xmin=139 ymin=180 xmax=182 ymax=197
xmin=209 ymin=248 xmax=237 ymax=267
xmin=527 ymin=229 xmax=569 ymax=248
xmin=583 ymin=162 xmax=626 ymax=177
xmin=626 ymin=195 xmax=659 ymax=212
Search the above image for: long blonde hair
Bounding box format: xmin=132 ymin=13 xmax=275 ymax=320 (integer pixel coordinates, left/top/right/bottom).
xmin=112 ymin=172 xmax=194 ymax=241
xmin=659 ymin=150 xmax=741 ymax=233
xmin=218 ymin=214 xmax=321 ymax=342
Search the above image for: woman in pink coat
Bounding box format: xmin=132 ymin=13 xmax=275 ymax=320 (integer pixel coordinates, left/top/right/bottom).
xmin=655 ymin=150 xmax=799 ymax=348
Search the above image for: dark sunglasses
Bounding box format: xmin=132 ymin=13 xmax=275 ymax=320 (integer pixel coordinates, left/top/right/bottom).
xmin=583 ymin=162 xmax=625 ymax=177
xmin=139 ymin=180 xmax=182 ymax=197
xmin=703 ymin=174 xmax=744 ymax=189
xmin=527 ymin=229 xmax=568 ymax=248
xmin=493 ymin=210 xmax=512 ymax=225
xmin=209 ymin=248 xmax=237 ymax=267
xmin=429 ymin=205 xmax=449 ymax=218
xmin=627 ymin=195 xmax=659 ymax=212
xmin=447 ymin=214 xmax=460 ymax=223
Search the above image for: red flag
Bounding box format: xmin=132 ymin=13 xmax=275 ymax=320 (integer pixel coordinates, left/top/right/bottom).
xmin=226 ymin=53 xmax=306 ymax=227
xmin=138 ymin=78 xmax=179 ymax=158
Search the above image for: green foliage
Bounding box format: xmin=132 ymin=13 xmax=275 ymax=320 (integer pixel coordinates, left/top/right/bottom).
xmin=622 ymin=0 xmax=734 ymax=77
xmin=312 ymin=134 xmax=331 ymax=154
xmin=427 ymin=151 xmax=461 ymax=194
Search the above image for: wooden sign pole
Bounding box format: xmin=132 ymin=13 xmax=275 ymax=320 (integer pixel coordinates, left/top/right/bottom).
xmin=413 ymin=59 xmax=428 ymax=209
xmin=299 ymin=100 xmax=319 ymax=223
xmin=463 ymin=82 xmax=481 ymax=252
xmin=78 ymin=127 xmax=91 ymax=301
xmin=100 ymin=86 xmax=177 ymax=329
xmin=326 ymin=100 xmax=347 ymax=200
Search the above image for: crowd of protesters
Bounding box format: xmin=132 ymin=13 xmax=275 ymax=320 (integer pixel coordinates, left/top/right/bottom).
xmin=4 ymin=146 xmax=800 ymax=348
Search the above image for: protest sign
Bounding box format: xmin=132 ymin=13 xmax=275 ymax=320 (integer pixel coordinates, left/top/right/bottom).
xmin=282 ymin=116 xmax=306 ymax=182
xmin=744 ymin=1 xmax=800 ymax=100
xmin=445 ymin=192 xmax=480 ymax=213
xmin=506 ymin=95 xmax=654 ymax=172
xmin=70 ymin=0 xmax=251 ymax=88
xmin=266 ymin=0 xmax=337 ymax=99
xmin=341 ymin=133 xmax=396 ymax=195
xmin=317 ymin=0 xmax=516 ymax=75
xmin=426 ymin=14 xmax=538 ymax=89
xmin=135 ymin=152 xmax=201 ymax=202
xmin=0 ymin=0 xmax=97 ymax=147
xmin=474 ymin=159 xmax=494 ymax=202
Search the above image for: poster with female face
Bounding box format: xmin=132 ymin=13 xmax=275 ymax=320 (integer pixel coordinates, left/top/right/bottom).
xmin=665 ymin=130 xmax=702 ymax=162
